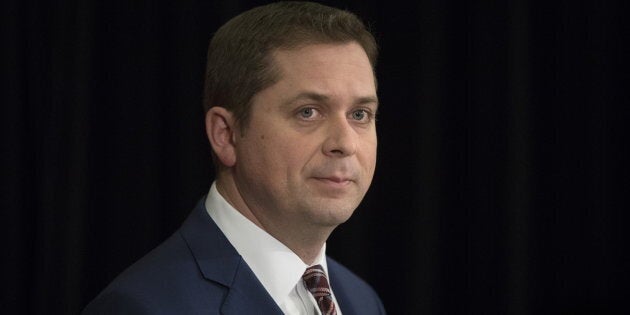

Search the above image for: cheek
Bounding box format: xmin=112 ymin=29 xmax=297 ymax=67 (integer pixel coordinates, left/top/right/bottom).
xmin=361 ymin=135 xmax=378 ymax=166
xmin=238 ymin=134 xmax=275 ymax=176
xmin=253 ymin=132 xmax=306 ymax=173
xmin=367 ymin=148 xmax=378 ymax=176
xmin=275 ymin=138 xmax=311 ymax=169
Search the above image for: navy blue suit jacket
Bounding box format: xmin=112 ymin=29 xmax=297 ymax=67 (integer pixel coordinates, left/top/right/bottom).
xmin=83 ymin=199 xmax=386 ymax=314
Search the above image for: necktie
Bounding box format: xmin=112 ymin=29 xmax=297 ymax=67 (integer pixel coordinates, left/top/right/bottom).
xmin=302 ymin=265 xmax=337 ymax=315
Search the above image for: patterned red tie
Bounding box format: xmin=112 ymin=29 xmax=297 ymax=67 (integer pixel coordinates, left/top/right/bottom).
xmin=302 ymin=265 xmax=337 ymax=315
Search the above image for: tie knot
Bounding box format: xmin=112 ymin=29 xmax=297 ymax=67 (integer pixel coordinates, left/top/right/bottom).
xmin=302 ymin=265 xmax=337 ymax=315
xmin=302 ymin=265 xmax=332 ymax=297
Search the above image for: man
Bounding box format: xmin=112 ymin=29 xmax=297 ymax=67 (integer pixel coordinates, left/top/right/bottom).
xmin=83 ymin=2 xmax=385 ymax=314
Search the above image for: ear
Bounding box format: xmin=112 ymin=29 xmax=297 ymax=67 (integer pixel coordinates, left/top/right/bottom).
xmin=205 ymin=107 xmax=237 ymax=167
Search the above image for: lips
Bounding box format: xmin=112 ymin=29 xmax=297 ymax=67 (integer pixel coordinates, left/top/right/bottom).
xmin=311 ymin=172 xmax=358 ymax=191
xmin=314 ymin=176 xmax=353 ymax=184
xmin=310 ymin=162 xmax=359 ymax=186
xmin=312 ymin=178 xmax=353 ymax=193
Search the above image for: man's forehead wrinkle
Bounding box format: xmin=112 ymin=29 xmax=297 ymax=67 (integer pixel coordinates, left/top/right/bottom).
xmin=356 ymin=96 xmax=379 ymax=108
xmin=286 ymin=92 xmax=329 ymax=104
xmin=282 ymin=91 xmax=378 ymax=108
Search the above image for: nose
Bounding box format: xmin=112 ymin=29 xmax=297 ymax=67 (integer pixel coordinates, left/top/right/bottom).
xmin=322 ymin=116 xmax=357 ymax=157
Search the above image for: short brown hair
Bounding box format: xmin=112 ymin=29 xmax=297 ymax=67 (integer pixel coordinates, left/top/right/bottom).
xmin=202 ymin=1 xmax=378 ymax=127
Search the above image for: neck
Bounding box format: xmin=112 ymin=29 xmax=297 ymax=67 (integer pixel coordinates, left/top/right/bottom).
xmin=215 ymin=173 xmax=333 ymax=265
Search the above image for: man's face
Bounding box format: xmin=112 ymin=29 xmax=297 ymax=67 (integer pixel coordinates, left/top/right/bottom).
xmin=232 ymin=42 xmax=377 ymax=230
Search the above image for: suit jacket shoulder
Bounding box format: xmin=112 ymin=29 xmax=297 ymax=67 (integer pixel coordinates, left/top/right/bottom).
xmin=82 ymin=199 xmax=282 ymax=315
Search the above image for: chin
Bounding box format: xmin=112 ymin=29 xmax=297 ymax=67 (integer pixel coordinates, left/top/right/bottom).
xmin=305 ymin=201 xmax=359 ymax=227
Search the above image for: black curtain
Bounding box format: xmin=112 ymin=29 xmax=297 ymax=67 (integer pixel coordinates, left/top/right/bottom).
xmin=4 ymin=0 xmax=628 ymax=314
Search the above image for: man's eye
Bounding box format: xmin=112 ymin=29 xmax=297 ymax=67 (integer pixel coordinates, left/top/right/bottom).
xmin=298 ymin=107 xmax=317 ymax=119
xmin=351 ymin=110 xmax=369 ymax=121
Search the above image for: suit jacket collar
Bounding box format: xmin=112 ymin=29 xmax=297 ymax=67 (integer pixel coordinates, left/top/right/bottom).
xmin=178 ymin=198 xmax=283 ymax=314
xmin=329 ymin=258 xmax=356 ymax=315
xmin=178 ymin=198 xmax=364 ymax=315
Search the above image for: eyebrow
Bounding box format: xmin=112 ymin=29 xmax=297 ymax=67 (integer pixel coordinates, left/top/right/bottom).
xmin=282 ymin=91 xmax=379 ymax=109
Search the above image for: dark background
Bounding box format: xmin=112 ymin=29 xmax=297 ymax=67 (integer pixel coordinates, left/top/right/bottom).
xmin=3 ymin=0 xmax=628 ymax=314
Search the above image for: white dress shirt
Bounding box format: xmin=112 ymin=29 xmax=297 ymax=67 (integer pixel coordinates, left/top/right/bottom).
xmin=205 ymin=182 xmax=342 ymax=315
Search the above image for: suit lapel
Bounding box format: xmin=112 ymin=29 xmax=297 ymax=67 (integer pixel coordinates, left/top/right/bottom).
xmin=179 ymin=199 xmax=283 ymax=315
xmin=328 ymin=258 xmax=358 ymax=315
xmin=220 ymin=259 xmax=283 ymax=314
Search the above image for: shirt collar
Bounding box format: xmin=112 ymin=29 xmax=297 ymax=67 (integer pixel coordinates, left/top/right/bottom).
xmin=205 ymin=182 xmax=328 ymax=308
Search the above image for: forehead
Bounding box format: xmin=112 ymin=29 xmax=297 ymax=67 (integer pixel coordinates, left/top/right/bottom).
xmin=267 ymin=42 xmax=376 ymax=100
xmin=271 ymin=42 xmax=373 ymax=74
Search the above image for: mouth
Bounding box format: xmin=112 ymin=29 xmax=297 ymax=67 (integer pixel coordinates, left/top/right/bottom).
xmin=312 ymin=176 xmax=354 ymax=187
